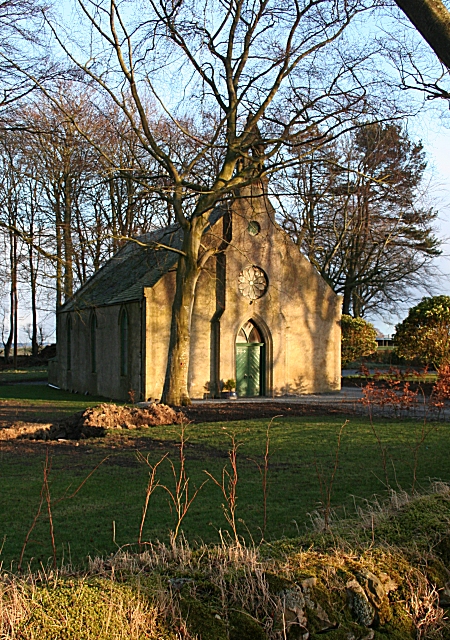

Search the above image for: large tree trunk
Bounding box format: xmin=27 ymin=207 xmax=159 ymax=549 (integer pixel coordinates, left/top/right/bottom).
xmin=395 ymin=0 xmax=450 ymax=69
xmin=4 ymin=230 xmax=16 ymax=363
xmin=63 ymin=177 xmax=73 ymax=300
xmin=109 ymin=177 xmax=119 ymax=253
xmin=13 ymin=275 xmax=18 ymax=369
xmin=352 ymin=291 xmax=363 ymax=318
xmin=29 ymin=243 xmax=39 ymax=357
xmin=28 ymin=196 xmax=39 ymax=358
xmin=161 ymin=217 xmax=205 ymax=406
xmin=342 ymin=286 xmax=351 ymax=316
xmin=54 ymin=192 xmax=63 ymax=309
xmin=6 ymin=231 xmax=18 ymax=367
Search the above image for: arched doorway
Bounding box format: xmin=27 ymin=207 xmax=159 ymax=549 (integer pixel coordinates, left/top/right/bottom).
xmin=235 ymin=320 xmax=265 ymax=397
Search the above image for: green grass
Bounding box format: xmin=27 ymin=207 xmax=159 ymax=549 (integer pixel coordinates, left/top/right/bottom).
xmin=0 ymin=384 xmax=114 ymax=421
xmin=0 ymin=367 xmax=48 ymax=383
xmin=1 ymin=409 xmax=450 ymax=571
xmin=6 ymin=491 xmax=450 ymax=639
xmin=0 ymin=384 xmax=104 ymax=402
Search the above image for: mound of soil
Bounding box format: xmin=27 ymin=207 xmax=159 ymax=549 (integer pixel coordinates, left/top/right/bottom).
xmin=19 ymin=403 xmax=187 ymax=441
xmin=82 ymin=402 xmax=186 ymax=429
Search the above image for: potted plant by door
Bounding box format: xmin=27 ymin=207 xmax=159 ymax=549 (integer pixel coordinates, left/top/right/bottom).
xmin=221 ymin=379 xmax=237 ymax=399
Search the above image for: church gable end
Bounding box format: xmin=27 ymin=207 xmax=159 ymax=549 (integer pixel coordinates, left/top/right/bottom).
xmin=50 ymin=188 xmax=341 ymax=401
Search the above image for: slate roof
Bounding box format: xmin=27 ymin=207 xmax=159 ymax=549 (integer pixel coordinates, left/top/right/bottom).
xmin=61 ymin=207 xmax=224 ymax=312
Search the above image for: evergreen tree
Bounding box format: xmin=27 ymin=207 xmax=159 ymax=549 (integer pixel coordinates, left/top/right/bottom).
xmin=277 ymin=122 xmax=441 ymax=317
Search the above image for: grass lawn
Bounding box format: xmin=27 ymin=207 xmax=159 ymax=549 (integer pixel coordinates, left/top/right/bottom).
xmin=0 ymin=384 xmax=114 ymax=422
xmin=1 ymin=386 xmax=449 ymax=570
xmin=0 ymin=367 xmax=48 ymax=383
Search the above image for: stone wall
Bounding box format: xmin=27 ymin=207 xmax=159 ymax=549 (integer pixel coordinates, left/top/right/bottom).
xmin=52 ymin=301 xmax=143 ymax=400
xmin=143 ymin=184 xmax=341 ymax=401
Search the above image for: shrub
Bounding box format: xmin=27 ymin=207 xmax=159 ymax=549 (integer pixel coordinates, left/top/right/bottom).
xmin=394 ymin=296 xmax=450 ymax=367
xmin=341 ymin=315 xmax=377 ymax=367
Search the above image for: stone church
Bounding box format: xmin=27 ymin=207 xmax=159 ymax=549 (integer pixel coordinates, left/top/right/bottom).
xmin=49 ymin=184 xmax=342 ymax=401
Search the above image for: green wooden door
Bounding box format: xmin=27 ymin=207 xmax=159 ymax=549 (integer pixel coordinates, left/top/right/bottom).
xmin=247 ymin=345 xmax=261 ymax=396
xmin=236 ymin=345 xmax=249 ymax=397
xmin=236 ymin=344 xmax=263 ymax=397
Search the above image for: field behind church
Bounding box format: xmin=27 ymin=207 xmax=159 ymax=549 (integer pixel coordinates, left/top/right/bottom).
xmin=1 ymin=385 xmax=450 ymax=570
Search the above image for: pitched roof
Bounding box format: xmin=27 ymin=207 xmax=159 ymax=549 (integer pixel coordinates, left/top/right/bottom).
xmin=61 ymin=208 xmax=224 ymax=312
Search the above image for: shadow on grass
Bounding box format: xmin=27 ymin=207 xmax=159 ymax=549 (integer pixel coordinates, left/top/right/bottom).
xmin=0 ymin=384 xmax=114 ymax=422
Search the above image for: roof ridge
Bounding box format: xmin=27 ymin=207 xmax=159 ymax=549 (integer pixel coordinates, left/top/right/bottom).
xmin=59 ymin=205 xmax=225 ymax=312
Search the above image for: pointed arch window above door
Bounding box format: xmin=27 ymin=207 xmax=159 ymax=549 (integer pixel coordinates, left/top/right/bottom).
xmin=236 ymin=320 xmax=262 ymax=343
xmin=90 ymin=313 xmax=97 ymax=374
xmin=67 ymin=315 xmax=72 ymax=371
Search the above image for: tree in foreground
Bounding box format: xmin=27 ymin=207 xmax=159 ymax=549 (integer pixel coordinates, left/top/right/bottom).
xmin=341 ymin=314 xmax=377 ymax=366
xmin=394 ymin=0 xmax=450 ymax=70
xmin=394 ymin=296 xmax=450 ymax=367
xmin=41 ymin=0 xmax=385 ymax=405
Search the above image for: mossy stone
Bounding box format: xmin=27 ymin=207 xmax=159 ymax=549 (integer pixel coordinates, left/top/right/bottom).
xmin=434 ymin=535 xmax=450 ymax=565
xmin=424 ymin=556 xmax=448 ymax=589
xmin=180 ymin=597 xmax=228 ymax=640
xmin=377 ymin=603 xmax=414 ymax=639
xmin=309 ymin=622 xmax=363 ymax=639
xmin=229 ymin=610 xmax=267 ymax=640
xmin=23 ymin=579 xmax=164 ymax=639
xmin=265 ymin=571 xmax=295 ymax=594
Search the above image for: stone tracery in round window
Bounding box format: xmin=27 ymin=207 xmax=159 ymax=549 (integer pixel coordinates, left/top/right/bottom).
xmin=238 ymin=265 xmax=268 ymax=300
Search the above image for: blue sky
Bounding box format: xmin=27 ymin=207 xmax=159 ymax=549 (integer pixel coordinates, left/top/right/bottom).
xmin=371 ymin=110 xmax=450 ymax=336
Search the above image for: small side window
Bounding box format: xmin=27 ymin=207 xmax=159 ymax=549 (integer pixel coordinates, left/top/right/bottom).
xmin=90 ymin=313 xmax=97 ymax=373
xmin=120 ymin=309 xmax=128 ymax=376
xmin=67 ymin=315 xmax=72 ymax=371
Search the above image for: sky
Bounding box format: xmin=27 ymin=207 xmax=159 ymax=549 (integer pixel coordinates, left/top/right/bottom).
xmin=371 ymin=111 xmax=450 ymax=337
xmin=427 ymin=124 xmax=450 ymax=284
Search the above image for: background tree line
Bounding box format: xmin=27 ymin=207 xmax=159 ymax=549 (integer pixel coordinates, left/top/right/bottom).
xmin=0 ymin=92 xmax=171 ymax=363
xmin=0 ymin=90 xmax=440 ymax=361
xmin=273 ymin=122 xmax=440 ymax=318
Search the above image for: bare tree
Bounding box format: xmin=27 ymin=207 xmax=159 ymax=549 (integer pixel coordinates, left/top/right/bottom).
xmin=19 ymin=177 xmax=49 ymax=357
xmin=18 ymin=91 xmax=172 ymax=296
xmin=86 ymin=100 xmax=171 ymax=259
xmin=0 ymin=130 xmax=25 ymax=364
xmin=41 ymin=0 xmax=392 ymax=405
xmin=19 ymin=89 xmax=104 ymax=304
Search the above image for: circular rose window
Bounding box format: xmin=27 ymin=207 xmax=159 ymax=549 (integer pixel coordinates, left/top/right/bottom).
xmin=238 ymin=265 xmax=268 ymax=300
